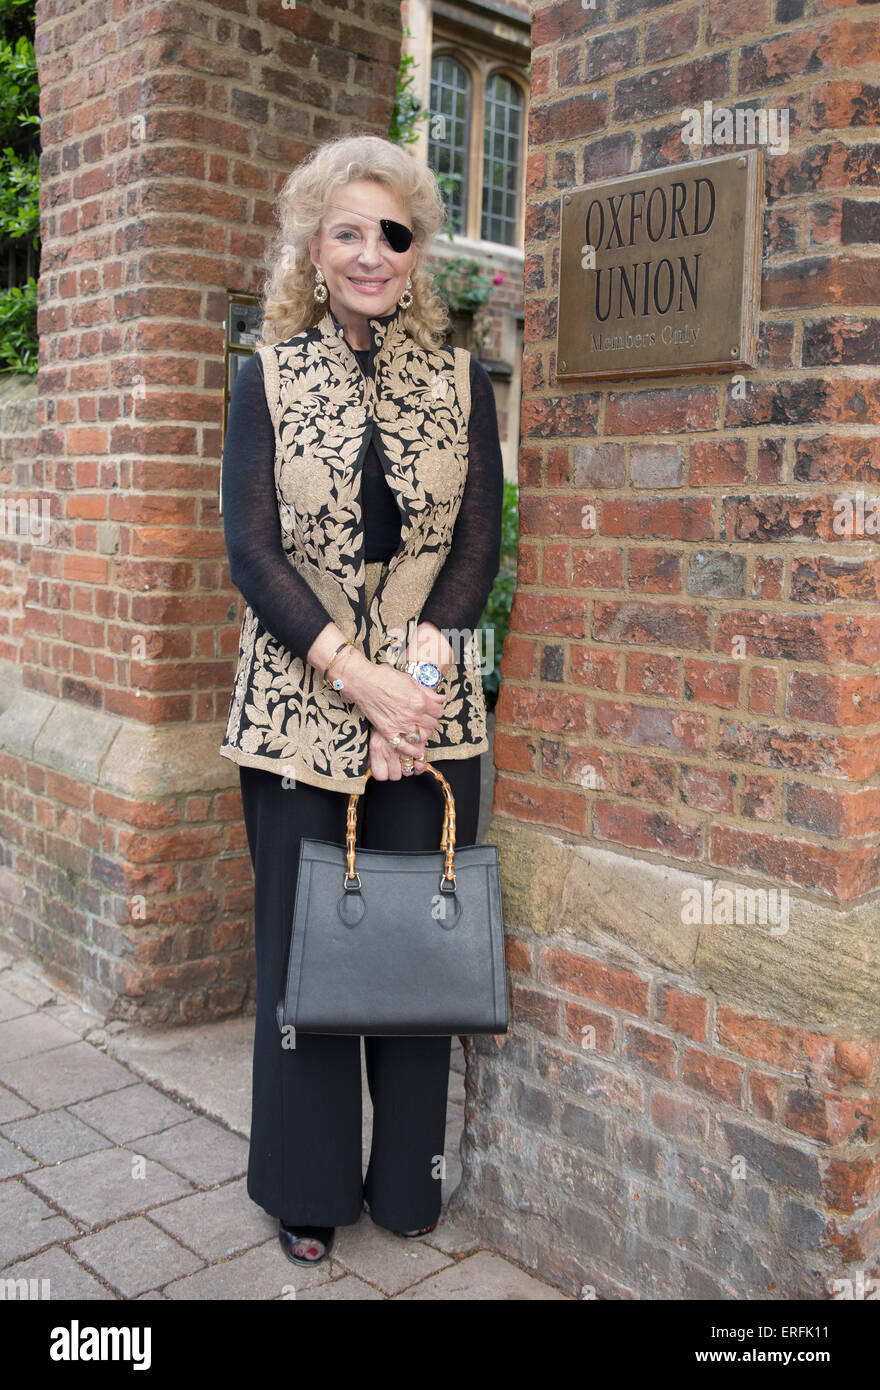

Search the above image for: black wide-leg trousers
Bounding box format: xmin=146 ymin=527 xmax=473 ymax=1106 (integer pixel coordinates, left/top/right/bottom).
xmin=238 ymin=753 xmax=481 ymax=1232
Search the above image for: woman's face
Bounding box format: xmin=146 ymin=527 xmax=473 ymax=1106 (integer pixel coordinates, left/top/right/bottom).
xmin=308 ymin=179 xmax=419 ymax=332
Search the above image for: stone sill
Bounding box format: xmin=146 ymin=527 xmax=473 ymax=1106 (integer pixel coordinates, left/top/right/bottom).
xmin=487 ymin=815 xmax=880 ymax=1033
xmin=0 ymin=687 xmax=238 ymax=799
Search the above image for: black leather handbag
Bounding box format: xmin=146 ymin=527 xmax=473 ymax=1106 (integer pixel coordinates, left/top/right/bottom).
xmin=275 ymin=764 xmax=509 ymax=1036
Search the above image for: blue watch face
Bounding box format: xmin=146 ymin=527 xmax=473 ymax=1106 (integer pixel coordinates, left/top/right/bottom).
xmin=414 ymin=661 xmax=441 ymax=686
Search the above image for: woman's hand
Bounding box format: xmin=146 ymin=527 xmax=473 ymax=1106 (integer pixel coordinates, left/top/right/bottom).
xmin=314 ymin=621 xmax=454 ymax=768
xmin=344 ymin=660 xmax=445 ymax=764
xmin=366 ymin=726 xmax=427 ymax=780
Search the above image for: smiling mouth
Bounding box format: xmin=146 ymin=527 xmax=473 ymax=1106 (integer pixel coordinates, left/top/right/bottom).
xmin=349 ymin=278 xmax=389 ymax=286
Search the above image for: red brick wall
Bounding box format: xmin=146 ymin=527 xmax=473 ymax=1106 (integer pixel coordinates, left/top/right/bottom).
xmin=0 ymin=0 xmax=402 ymax=1021
xmin=498 ymin=0 xmax=880 ymax=901
xmin=487 ymin=939 xmax=880 ymax=1298
xmin=449 ymin=0 xmax=880 ymax=1299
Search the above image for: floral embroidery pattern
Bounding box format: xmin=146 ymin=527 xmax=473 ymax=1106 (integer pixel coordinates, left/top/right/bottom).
xmin=220 ymin=307 xmax=488 ymax=792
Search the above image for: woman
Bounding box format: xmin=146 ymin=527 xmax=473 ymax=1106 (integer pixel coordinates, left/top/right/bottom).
xmin=220 ymin=134 xmax=503 ymax=1267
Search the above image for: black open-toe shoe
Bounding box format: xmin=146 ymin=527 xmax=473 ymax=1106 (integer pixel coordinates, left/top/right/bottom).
xmin=278 ymin=1221 xmax=335 ymax=1266
xmin=363 ymin=1201 xmax=436 ymax=1239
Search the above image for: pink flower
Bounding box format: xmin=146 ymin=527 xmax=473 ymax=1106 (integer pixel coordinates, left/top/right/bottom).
xmin=493 ymin=272 xmax=505 ymax=285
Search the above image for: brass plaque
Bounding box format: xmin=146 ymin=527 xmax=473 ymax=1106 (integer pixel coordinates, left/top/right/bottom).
xmin=556 ymin=150 xmax=763 ymax=382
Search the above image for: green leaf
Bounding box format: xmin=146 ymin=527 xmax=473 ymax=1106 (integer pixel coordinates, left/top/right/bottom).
xmin=0 ymin=0 xmax=39 ymax=371
xmin=477 ymin=477 xmax=518 ymax=713
xmin=0 ymin=276 xmax=37 ymax=374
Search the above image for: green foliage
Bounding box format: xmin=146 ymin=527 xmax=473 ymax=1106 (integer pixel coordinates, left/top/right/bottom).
xmin=478 ymin=477 xmax=519 ymax=712
xmin=0 ymin=0 xmax=39 ymax=375
xmin=0 ymin=130 xmax=38 ymax=242
xmin=433 ymin=171 xmax=463 ymax=239
xmin=430 ymin=257 xmax=496 ymax=315
xmin=388 ymin=28 xmax=430 ymax=147
xmin=0 ymin=0 xmax=34 ymax=48
xmin=0 ymin=274 xmax=36 ymax=372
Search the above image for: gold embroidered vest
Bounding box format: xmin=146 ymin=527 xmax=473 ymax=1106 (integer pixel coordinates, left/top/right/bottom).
xmin=219 ymin=304 xmax=489 ymax=792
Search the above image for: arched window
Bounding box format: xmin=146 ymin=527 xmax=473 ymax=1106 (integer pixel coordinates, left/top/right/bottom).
xmin=428 ymin=56 xmax=471 ymax=236
xmin=481 ymin=73 xmax=524 ymax=247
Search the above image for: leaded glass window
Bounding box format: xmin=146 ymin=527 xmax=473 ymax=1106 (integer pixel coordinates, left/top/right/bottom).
xmin=481 ymin=73 xmax=523 ymax=246
xmin=428 ymin=56 xmax=470 ymax=235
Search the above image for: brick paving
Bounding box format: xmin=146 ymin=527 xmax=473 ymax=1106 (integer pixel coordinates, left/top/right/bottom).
xmin=0 ymin=950 xmax=568 ymax=1300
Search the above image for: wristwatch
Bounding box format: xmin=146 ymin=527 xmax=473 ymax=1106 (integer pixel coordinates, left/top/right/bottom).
xmin=401 ymin=659 xmax=443 ymax=689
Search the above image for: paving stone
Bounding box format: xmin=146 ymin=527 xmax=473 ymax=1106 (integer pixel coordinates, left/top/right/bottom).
xmin=0 ymin=970 xmax=58 ymax=1009
xmin=420 ymin=1217 xmax=481 ymax=1257
xmin=163 ymin=1237 xmax=338 ymax=1299
xmin=0 ymin=1042 xmax=136 ymax=1110
xmin=46 ymin=998 xmax=108 ymax=1040
xmin=104 ymin=1014 xmax=255 ymax=1139
xmin=330 ymin=1219 xmax=453 ymax=1295
xmin=0 ymin=1011 xmax=82 ymax=1061
xmin=0 ymin=1135 xmax=39 ymax=1178
xmin=0 ymin=1180 xmax=77 ymax=1265
xmin=1 ymin=1108 xmax=111 ymax=1164
xmin=25 ymin=1145 xmax=195 ymax=1230
xmin=0 ymin=1244 xmax=116 ymax=1300
xmin=0 ymin=986 xmax=32 ymax=1023
xmin=393 ymin=1250 xmax=572 ymax=1299
xmin=0 ymin=951 xmax=567 ymax=1301
xmin=70 ymin=1083 xmax=195 ymax=1143
xmin=147 ymin=1176 xmax=276 ymax=1261
xmin=71 ymin=1216 xmax=204 ymax=1297
xmin=295 ymin=1273 xmax=385 ymax=1300
xmin=0 ymin=1084 xmax=35 ymax=1124
xmin=128 ymin=1117 xmax=249 ymax=1188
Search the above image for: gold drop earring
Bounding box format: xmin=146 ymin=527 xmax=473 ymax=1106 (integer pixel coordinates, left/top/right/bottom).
xmin=314 ymin=268 xmax=328 ymax=303
xmin=398 ymin=275 xmax=413 ymax=310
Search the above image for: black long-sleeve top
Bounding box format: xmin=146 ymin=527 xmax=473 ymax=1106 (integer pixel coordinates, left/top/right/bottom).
xmin=221 ymin=341 xmax=504 ymax=664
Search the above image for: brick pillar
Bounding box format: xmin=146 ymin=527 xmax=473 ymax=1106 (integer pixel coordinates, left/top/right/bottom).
xmin=0 ymin=2 xmax=401 ymax=1020
xmin=448 ymin=0 xmax=880 ymax=1298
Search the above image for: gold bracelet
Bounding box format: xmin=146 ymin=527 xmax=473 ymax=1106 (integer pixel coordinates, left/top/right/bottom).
xmin=323 ymin=640 xmax=357 ymax=691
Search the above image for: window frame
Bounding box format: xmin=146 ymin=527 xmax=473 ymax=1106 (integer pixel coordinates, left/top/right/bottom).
xmin=480 ymin=67 xmax=527 ymax=247
xmin=427 ymin=51 xmax=476 ymax=239
xmin=429 ymin=45 xmax=528 ymax=250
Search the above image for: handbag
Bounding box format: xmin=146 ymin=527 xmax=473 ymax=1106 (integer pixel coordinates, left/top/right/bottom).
xmin=275 ymin=764 xmax=509 ymax=1036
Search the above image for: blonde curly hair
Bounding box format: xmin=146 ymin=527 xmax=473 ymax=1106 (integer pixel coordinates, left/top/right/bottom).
xmin=259 ymin=134 xmax=451 ymax=350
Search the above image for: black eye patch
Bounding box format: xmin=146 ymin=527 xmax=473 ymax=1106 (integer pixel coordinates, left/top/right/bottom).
xmin=380 ymin=218 xmax=413 ymax=253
